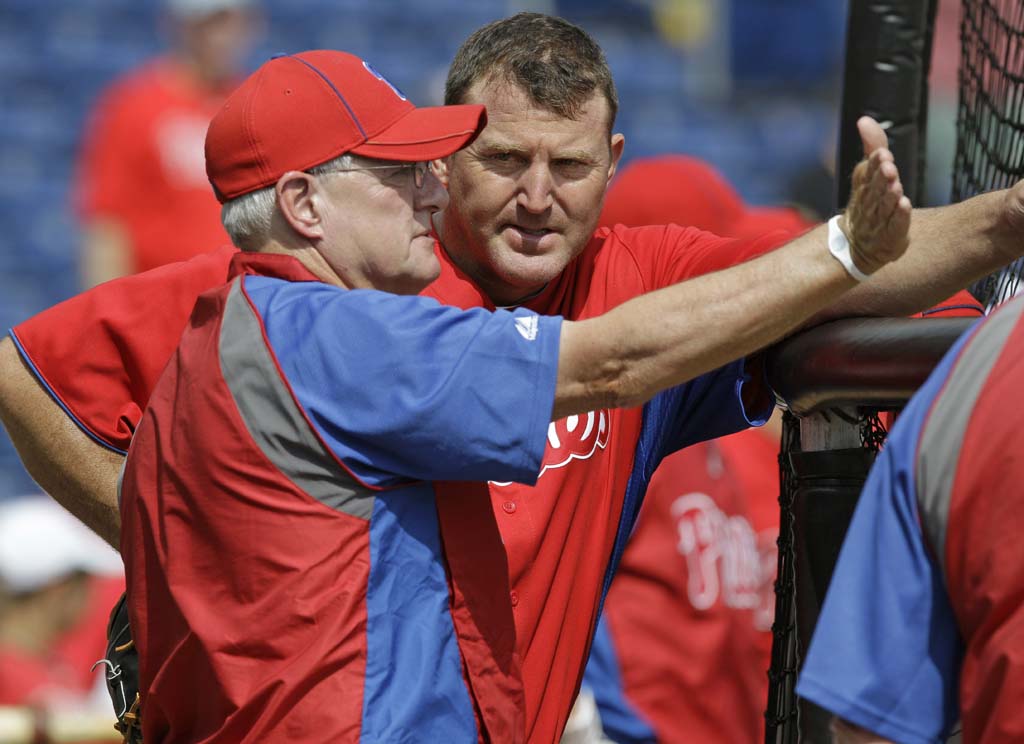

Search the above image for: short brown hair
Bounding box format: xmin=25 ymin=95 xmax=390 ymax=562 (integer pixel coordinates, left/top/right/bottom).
xmin=445 ymin=13 xmax=618 ymax=133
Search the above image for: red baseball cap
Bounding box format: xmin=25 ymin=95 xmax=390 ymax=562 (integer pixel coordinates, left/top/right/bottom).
xmin=599 ymin=155 xmax=814 ymax=239
xmin=206 ymin=50 xmax=488 ymax=202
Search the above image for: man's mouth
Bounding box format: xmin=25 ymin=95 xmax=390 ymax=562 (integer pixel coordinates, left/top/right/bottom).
xmin=499 ymin=223 xmax=560 ymax=253
xmin=507 ymin=224 xmax=554 ymax=238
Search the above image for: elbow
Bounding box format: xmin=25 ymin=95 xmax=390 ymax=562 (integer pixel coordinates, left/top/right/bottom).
xmin=595 ymin=360 xmax=652 ymax=410
xmin=557 ymin=318 xmax=655 ymax=413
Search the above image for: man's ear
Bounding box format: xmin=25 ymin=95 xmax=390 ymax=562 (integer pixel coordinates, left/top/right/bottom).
xmin=431 ymin=157 xmax=451 ymax=188
xmin=606 ymin=133 xmax=625 ymax=184
xmin=276 ymin=171 xmax=322 ymax=240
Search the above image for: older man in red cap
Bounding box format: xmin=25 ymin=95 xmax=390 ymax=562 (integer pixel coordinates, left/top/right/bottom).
xmin=117 ymin=50 xmax=514 ymax=743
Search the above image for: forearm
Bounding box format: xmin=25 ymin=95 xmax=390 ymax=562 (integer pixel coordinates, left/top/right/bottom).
xmin=0 ymin=337 xmax=122 ymax=548
xmin=554 ymin=226 xmax=856 ymax=418
xmin=819 ymin=190 xmax=1015 ymax=320
xmin=81 ymin=219 xmax=133 ymax=289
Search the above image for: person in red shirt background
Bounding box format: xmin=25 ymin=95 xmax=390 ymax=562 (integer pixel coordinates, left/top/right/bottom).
xmin=573 ymin=156 xmax=982 ymax=744
xmin=0 ymin=496 xmax=124 ymax=743
xmin=74 ymin=0 xmax=262 ymax=288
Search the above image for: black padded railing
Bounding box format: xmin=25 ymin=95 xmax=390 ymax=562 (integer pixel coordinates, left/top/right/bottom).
xmin=766 ymin=316 xmax=977 ymax=416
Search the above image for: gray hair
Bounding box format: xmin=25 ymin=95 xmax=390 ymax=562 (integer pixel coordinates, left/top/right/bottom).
xmin=221 ymin=153 xmax=358 ymax=251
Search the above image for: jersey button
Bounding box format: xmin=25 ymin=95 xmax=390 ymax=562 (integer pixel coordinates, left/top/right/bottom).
xmin=510 ymin=590 xmax=520 ymax=607
xmin=501 ymin=500 xmax=517 ymax=514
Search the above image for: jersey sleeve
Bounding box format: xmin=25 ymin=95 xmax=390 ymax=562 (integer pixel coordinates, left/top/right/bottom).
xmin=658 ymin=356 xmax=773 ymax=456
xmin=633 ymin=352 xmax=772 ymax=466
xmin=244 ymin=277 xmax=562 ymax=488
xmin=9 ymin=247 xmax=235 ymax=453
xmin=795 ymin=329 xmax=974 ymax=744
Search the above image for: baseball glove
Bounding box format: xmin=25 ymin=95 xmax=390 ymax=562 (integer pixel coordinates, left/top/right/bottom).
xmin=92 ymin=592 xmax=143 ymax=743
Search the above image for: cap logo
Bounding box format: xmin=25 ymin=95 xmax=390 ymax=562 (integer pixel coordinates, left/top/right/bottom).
xmin=362 ymin=61 xmax=407 ymax=101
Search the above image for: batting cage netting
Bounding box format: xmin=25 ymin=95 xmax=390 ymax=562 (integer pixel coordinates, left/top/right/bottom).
xmin=763 ymin=0 xmax=1024 ymax=741
xmin=957 ymin=0 xmax=1024 ymax=308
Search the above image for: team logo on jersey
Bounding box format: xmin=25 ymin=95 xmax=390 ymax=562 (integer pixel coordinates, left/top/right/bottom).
xmin=514 ymin=314 xmax=539 ymax=341
xmin=671 ymin=492 xmax=762 ymax=612
xmin=493 ymin=410 xmax=610 ymax=486
xmin=362 ymin=61 xmax=407 ymax=101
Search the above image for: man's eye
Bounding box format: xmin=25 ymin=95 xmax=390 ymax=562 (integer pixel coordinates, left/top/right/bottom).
xmin=555 ymin=159 xmax=585 ymax=168
xmin=488 ymin=152 xmax=514 ymax=162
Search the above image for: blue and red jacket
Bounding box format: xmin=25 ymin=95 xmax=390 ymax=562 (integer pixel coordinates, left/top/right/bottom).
xmin=119 ymin=251 xmax=561 ymax=743
xmin=14 ymin=224 xmax=779 ymax=742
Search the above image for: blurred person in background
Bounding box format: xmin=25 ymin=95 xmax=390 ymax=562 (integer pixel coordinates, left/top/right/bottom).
xmin=569 ymin=155 xmax=812 ymax=744
xmin=0 ymin=497 xmax=123 ymax=731
xmin=74 ymin=0 xmax=262 ymax=288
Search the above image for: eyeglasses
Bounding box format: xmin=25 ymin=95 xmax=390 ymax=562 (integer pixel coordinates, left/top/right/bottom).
xmin=317 ymin=161 xmax=434 ymax=188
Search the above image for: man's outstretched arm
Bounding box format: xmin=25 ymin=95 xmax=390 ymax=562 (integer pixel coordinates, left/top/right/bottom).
xmin=0 ymin=336 xmax=123 ymax=548
xmin=553 ymin=121 xmax=911 ymax=419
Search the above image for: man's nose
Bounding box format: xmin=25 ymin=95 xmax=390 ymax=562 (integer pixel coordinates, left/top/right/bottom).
xmin=417 ymin=169 xmax=450 ymax=213
xmin=516 ymin=163 xmax=554 ymax=213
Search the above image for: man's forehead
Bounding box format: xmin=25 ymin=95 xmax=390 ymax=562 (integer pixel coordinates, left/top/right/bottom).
xmin=465 ymin=80 xmax=612 ymax=153
xmin=465 ymin=77 xmax=611 ymax=126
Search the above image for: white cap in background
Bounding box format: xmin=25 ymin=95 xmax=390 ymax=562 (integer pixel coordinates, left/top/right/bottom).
xmin=0 ymin=496 xmax=122 ymax=594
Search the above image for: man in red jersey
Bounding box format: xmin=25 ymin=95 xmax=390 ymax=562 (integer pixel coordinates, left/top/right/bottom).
xmin=0 ymin=12 xmax=1019 ymax=742
xmin=576 ymin=156 xmax=808 ymax=744
xmin=75 ymin=0 xmax=261 ymax=286
xmin=577 ymin=156 xmax=982 ymax=744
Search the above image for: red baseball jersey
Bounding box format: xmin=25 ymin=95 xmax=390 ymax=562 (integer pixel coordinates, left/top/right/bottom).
xmin=76 ymin=58 xmax=233 ymax=273
xmin=11 ymin=224 xmax=780 ymax=742
xmin=583 ymin=427 xmax=780 ymax=743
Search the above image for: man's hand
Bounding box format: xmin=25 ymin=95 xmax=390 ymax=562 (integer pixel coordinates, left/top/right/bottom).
xmin=840 ymin=116 xmax=913 ymax=276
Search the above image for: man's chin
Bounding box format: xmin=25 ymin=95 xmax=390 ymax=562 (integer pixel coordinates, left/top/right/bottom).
xmin=492 ymin=246 xmax=573 ymax=294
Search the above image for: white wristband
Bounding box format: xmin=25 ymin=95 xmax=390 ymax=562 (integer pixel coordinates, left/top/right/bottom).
xmin=827 ymin=215 xmax=871 ymax=282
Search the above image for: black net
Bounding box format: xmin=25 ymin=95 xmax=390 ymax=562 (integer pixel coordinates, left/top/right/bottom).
xmin=764 ymin=411 xmax=801 ymax=742
xmin=955 ymin=0 xmax=1024 ymax=308
xmin=764 ymin=411 xmax=888 ymax=744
